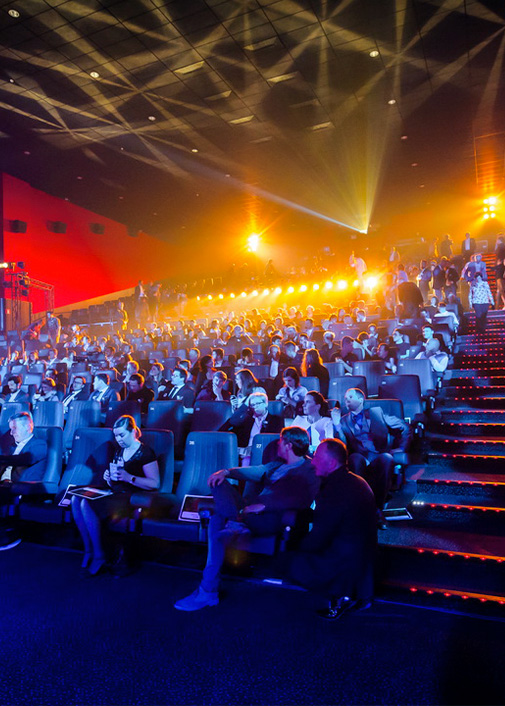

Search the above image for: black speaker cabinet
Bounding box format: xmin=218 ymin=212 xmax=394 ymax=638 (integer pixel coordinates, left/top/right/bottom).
xmin=47 ymin=221 xmax=67 ymax=234
xmin=90 ymin=223 xmax=105 ymax=235
xmin=8 ymin=220 xmax=27 ymax=233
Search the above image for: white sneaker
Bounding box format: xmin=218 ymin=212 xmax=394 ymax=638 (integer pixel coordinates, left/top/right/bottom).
xmin=174 ymin=587 xmax=219 ymax=611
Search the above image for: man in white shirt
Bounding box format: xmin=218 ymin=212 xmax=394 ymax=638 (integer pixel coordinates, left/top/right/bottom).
xmin=2 ymin=376 xmax=30 ymax=405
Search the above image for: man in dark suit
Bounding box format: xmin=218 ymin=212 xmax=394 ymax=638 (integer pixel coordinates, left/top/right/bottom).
xmin=220 ymin=392 xmax=284 ymax=463
xmin=2 ymin=375 xmax=30 ymax=405
xmin=175 ymin=426 xmax=318 ymax=611
xmin=461 ymin=232 xmax=476 ymax=262
xmin=158 ymin=367 xmax=194 ymax=407
xmin=0 ymin=411 xmax=48 ymax=549
xmin=62 ymin=375 xmax=89 ymax=418
xmin=89 ymin=373 xmax=121 ymax=414
xmin=287 ymin=438 xmax=377 ymax=619
xmin=125 ymin=373 xmax=154 ymax=414
xmin=332 ymin=387 xmax=410 ymax=514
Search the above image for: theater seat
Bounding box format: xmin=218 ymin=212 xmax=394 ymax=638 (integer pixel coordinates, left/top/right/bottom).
xmin=12 ymin=426 xmax=63 ymax=498
xmin=397 ymin=358 xmax=437 ymax=396
xmin=299 ymin=376 xmax=320 ymax=393
xmin=363 ymin=398 xmax=404 ymax=419
xmin=105 ymin=400 xmax=142 ymax=428
xmin=145 ymin=401 xmax=190 ymax=460
xmin=325 ymin=361 xmax=346 ymax=379
xmin=378 ymin=374 xmax=424 ymax=422
xmin=190 ymin=401 xmax=232 ymax=432
xmin=0 ymin=402 xmax=31 ymax=433
xmin=63 ymin=400 xmax=102 ymax=451
xmin=140 ymin=431 xmax=238 ymax=542
xmin=329 ymin=376 xmax=368 ymax=408
xmin=267 ymin=401 xmax=284 ymax=418
xmin=352 ymin=361 xmax=385 ymax=396
xmin=33 ymin=401 xmax=64 ymax=429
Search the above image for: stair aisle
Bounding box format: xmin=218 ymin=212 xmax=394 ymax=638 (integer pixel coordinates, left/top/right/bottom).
xmin=378 ymin=310 xmax=505 ymax=615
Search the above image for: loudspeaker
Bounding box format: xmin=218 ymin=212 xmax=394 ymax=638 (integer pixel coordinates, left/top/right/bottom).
xmin=47 ymin=221 xmax=67 ymax=234
xmin=8 ymin=220 xmax=27 ymax=233
xmin=90 ymin=223 xmax=105 ymax=235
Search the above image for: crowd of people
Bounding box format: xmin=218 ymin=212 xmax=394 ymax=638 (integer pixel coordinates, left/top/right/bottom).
xmin=0 ymin=232 xmax=497 ymax=619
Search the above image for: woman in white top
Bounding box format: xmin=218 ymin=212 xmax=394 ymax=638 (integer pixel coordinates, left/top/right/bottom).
xmin=292 ymin=390 xmax=334 ymax=454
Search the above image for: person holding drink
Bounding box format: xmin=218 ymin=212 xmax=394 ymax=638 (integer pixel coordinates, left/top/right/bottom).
xmin=71 ymin=415 xmax=160 ymax=576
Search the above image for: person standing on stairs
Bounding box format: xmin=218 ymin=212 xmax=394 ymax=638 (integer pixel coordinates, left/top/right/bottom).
xmin=468 ymin=272 xmax=494 ymax=334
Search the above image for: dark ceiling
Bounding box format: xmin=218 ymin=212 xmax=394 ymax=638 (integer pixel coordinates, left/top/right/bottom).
xmin=0 ymin=0 xmax=504 ymax=252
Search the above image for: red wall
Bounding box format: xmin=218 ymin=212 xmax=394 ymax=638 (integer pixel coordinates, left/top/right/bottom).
xmin=1 ymin=173 xmax=175 ymax=311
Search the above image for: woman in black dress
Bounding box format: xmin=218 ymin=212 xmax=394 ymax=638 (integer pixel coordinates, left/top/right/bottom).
xmin=71 ymin=415 xmax=160 ymax=576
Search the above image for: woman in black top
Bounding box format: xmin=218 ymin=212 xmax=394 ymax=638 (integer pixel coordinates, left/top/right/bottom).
xmin=301 ymin=348 xmax=330 ymax=399
xmin=71 ymin=415 xmax=159 ymax=576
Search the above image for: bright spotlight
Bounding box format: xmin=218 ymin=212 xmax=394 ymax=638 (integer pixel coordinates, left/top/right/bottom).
xmin=197 ymin=296 xmax=201 ymax=301
xmin=488 ymin=196 xmax=498 ymax=205
xmin=364 ymin=276 xmax=378 ymax=290
xmin=240 ymin=291 xmax=247 ymax=298
xmin=230 ymin=293 xmax=236 ymax=298
xmin=247 ymin=233 xmax=260 ymax=252
xmin=313 ymin=283 xmax=319 ymax=291
xmin=287 ymin=286 xmax=295 ymax=294
xmin=218 ymin=293 xmax=224 ymax=299
xmin=274 ymin=287 xmax=282 ymax=295
xmin=263 ymin=288 xmax=270 ymax=295
xmin=490 ymin=206 xmax=495 ymax=212
xmin=208 ymin=294 xmax=213 ymax=300
xmin=484 ymin=214 xmax=490 ymax=219
xmin=491 ymin=213 xmax=496 ymax=218
xmin=325 ymin=281 xmax=333 ymax=290
xmin=484 ymin=207 xmax=489 ymax=212
xmin=300 ymin=284 xmax=308 ymax=292
xmin=353 ymin=280 xmax=359 ymax=287
xmin=337 ymin=280 xmax=348 ymax=291
xmin=484 ymin=198 xmax=489 ymax=204
xmin=252 ymin=290 xmax=258 ymax=296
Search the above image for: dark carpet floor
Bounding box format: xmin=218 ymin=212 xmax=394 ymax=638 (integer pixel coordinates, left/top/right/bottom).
xmin=1 ymin=543 xmax=505 ymax=706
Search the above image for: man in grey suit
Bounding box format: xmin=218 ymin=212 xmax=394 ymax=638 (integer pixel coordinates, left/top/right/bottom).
xmin=0 ymin=411 xmax=48 ymax=549
xmin=332 ymin=388 xmax=411 ymax=514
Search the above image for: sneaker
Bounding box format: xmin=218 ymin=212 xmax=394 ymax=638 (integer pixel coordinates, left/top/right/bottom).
xmin=0 ymin=528 xmax=22 ymax=552
xmin=174 ymin=587 xmax=219 ymax=612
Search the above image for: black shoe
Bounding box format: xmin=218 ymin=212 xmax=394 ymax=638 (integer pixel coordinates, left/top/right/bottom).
xmin=317 ymin=596 xmax=358 ymax=620
xmin=0 ymin=527 xmax=21 ymax=551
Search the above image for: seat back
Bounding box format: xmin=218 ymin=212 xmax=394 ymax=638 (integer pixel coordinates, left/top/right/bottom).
xmin=267 ymin=400 xmax=284 ymax=418
xmin=191 ymin=401 xmax=232 ymax=432
xmin=250 ymin=432 xmax=281 ymax=466
xmin=145 ymin=401 xmax=190 ymax=459
xmin=299 ymin=376 xmax=320 ymax=393
xmin=328 ymin=376 xmax=368 ymax=407
xmin=175 ymin=432 xmax=238 ymax=501
xmin=63 ymin=400 xmax=102 ymax=450
xmin=59 ymin=428 xmax=115 ymax=491
xmin=0 ymin=401 xmax=31 ymax=433
xmin=247 ymin=364 xmax=270 ymax=380
xmin=21 ymin=426 xmax=64 ymax=494
xmin=24 ymin=372 xmax=43 ymax=387
xmin=141 ymin=429 xmax=175 ymax=494
xmin=325 ymin=361 xmax=346 ymax=379
xmin=363 ymin=398 xmax=404 ymax=419
xmin=33 ymin=401 xmax=64 ymax=428
xmin=378 ymin=374 xmax=422 ymax=421
xmin=397 ymin=358 xmax=437 ymax=395
xmin=351 ymin=360 xmax=385 ymax=396
xmin=105 ymin=400 xmax=142 ymax=428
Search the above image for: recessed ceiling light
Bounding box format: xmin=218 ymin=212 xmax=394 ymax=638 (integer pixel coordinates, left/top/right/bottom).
xmin=229 ymin=115 xmax=254 ymax=125
xmin=401 ymin=135 xmax=408 ymax=140
xmin=8 ymin=78 xmax=15 ymax=84
xmin=268 ymin=72 xmax=298 ymax=84
xmin=206 ymin=90 xmax=232 ymax=101
xmin=419 ymin=184 xmax=425 ymax=188
xmin=90 ymin=71 xmax=100 ymax=79
xmin=225 ymin=174 xmax=231 ymax=177
xmin=191 ymin=148 xmax=198 ymax=153
xmin=244 ymin=38 xmax=277 ymax=52
xmin=23 ymin=150 xmax=30 ymax=155
xmin=411 ymin=162 xmax=418 ymax=167
xmin=8 ymin=9 xmax=20 ymax=18
xmin=310 ymin=121 xmax=332 ymax=131
xmin=77 ymin=176 xmax=83 ymax=180
xmin=148 ymin=115 xmax=156 ymax=121
xmin=250 ymin=136 xmax=272 ymax=144
xmin=174 ymin=61 xmax=204 ymax=75
xmin=119 ymin=196 xmax=124 ymax=200
xmin=388 ymin=99 xmax=396 ymax=105
xmin=369 ymin=50 xmax=379 ymax=58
